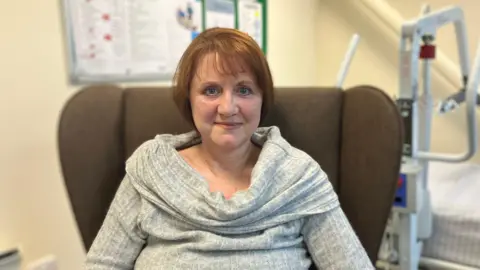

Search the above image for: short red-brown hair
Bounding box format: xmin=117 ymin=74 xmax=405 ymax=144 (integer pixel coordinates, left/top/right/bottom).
xmin=172 ymin=27 xmax=274 ymax=127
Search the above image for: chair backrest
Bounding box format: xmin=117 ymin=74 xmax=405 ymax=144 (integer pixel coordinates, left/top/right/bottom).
xmin=122 ymin=86 xmax=344 ymax=188
xmin=58 ymin=84 xmax=403 ymax=263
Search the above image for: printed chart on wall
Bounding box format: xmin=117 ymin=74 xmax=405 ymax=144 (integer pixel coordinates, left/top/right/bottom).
xmin=203 ymin=0 xmax=267 ymax=53
xmin=61 ymin=0 xmax=267 ymax=84
xmin=236 ymin=0 xmax=266 ymax=54
xmin=204 ymin=0 xmax=235 ymax=29
xmin=62 ymin=0 xmax=204 ymax=83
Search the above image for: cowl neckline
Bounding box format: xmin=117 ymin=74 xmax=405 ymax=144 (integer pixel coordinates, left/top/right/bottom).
xmin=127 ymin=126 xmax=339 ymax=234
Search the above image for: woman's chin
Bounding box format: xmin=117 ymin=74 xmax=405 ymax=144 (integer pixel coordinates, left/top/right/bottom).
xmin=212 ymin=135 xmax=244 ymax=149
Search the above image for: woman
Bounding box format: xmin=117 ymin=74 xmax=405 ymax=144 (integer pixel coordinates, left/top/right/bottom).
xmin=85 ymin=27 xmax=374 ymax=269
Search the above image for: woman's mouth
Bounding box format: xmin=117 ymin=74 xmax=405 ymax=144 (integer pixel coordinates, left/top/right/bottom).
xmin=215 ymin=122 xmax=242 ymax=129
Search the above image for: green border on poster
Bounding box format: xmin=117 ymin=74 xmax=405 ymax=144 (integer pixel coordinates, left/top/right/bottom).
xmin=260 ymin=0 xmax=268 ymax=55
xmin=201 ymin=0 xmax=206 ymax=31
xmin=234 ymin=0 xmax=267 ymax=55
xmin=202 ymin=0 xmax=267 ymax=55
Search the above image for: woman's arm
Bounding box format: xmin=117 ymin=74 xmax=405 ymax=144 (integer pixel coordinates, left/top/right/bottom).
xmin=85 ymin=174 xmax=147 ymax=270
xmin=302 ymin=205 xmax=375 ymax=269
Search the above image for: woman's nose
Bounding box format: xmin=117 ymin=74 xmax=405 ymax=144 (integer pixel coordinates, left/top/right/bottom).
xmin=218 ymin=91 xmax=238 ymax=116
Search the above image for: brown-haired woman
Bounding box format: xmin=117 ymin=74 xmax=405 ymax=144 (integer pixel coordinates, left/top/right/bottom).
xmin=85 ymin=27 xmax=373 ymax=270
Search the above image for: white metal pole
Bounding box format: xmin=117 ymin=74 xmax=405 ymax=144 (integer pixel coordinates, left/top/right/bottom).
xmin=335 ymin=34 xmax=360 ymax=88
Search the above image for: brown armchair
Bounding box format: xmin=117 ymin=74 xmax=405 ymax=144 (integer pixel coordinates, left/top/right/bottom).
xmin=58 ymin=84 xmax=403 ymax=266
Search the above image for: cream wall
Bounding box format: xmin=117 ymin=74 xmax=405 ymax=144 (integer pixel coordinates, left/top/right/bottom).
xmin=317 ymin=0 xmax=480 ymax=163
xmin=0 ymin=0 xmax=322 ymax=269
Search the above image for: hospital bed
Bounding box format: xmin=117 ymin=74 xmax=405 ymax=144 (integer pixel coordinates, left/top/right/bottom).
xmin=335 ymin=4 xmax=480 ymax=268
xmin=422 ymin=161 xmax=480 ymax=269
xmin=374 ymin=3 xmax=480 ymax=270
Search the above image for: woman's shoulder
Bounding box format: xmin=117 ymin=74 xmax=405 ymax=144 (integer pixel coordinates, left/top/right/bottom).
xmin=253 ymin=127 xmax=335 ymax=211
xmin=253 ymin=126 xmax=326 ymax=188
xmin=255 ymin=126 xmax=319 ymax=166
xmin=126 ymin=130 xmax=199 ymax=169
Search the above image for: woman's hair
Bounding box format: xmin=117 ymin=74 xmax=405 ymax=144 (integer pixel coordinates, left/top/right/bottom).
xmin=172 ymin=27 xmax=274 ymax=126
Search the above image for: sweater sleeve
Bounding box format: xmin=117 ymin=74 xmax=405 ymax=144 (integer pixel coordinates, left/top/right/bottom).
xmin=302 ymin=205 xmax=375 ymax=269
xmin=85 ymin=174 xmax=147 ymax=270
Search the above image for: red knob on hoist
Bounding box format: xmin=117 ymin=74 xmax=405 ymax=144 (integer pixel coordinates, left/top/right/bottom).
xmin=420 ymin=44 xmax=436 ymax=59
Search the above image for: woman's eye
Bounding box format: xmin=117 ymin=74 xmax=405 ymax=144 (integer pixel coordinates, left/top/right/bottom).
xmin=238 ymin=87 xmax=252 ymax=96
xmin=204 ymin=87 xmax=219 ymax=96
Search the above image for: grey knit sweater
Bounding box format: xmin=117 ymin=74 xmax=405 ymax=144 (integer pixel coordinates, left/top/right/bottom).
xmin=85 ymin=126 xmax=374 ymax=269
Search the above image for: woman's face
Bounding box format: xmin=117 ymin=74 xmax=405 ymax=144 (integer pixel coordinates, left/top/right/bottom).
xmin=189 ymin=53 xmax=263 ymax=150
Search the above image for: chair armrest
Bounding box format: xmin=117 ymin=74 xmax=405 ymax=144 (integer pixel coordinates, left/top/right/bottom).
xmin=57 ymin=84 xmax=125 ymax=251
xmin=339 ymin=85 xmax=404 ymax=263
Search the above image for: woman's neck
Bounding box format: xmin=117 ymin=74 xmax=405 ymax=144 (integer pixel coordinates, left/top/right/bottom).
xmin=198 ymin=141 xmax=258 ymax=179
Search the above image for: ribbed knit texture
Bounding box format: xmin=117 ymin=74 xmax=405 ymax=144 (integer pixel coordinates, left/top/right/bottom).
xmin=85 ymin=126 xmax=374 ymax=269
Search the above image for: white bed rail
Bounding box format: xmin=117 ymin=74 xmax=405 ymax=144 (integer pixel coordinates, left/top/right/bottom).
xmin=357 ymin=0 xmax=462 ymax=90
xmin=420 ymin=257 xmax=480 ymax=270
